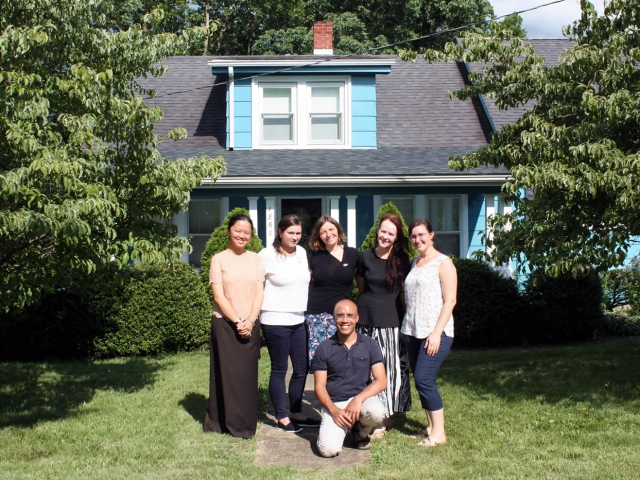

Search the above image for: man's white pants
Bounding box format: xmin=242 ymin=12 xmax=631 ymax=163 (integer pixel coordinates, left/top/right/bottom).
xmin=316 ymin=396 xmax=385 ymax=458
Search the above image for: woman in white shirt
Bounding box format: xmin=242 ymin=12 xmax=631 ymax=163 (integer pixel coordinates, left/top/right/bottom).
xmin=259 ymin=215 xmax=320 ymax=432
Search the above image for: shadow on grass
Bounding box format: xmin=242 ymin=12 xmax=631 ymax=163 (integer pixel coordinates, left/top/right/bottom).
xmin=440 ymin=338 xmax=640 ymax=407
xmin=179 ymin=387 xmax=271 ymax=428
xmin=0 ymin=357 xmax=167 ymax=428
xmin=180 ymin=392 xmax=207 ymax=426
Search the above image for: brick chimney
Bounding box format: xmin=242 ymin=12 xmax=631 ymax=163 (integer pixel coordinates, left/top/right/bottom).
xmin=313 ymin=21 xmax=333 ymax=55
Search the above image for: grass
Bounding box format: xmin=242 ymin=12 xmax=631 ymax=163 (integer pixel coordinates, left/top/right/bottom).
xmin=1 ymin=338 xmax=639 ymax=479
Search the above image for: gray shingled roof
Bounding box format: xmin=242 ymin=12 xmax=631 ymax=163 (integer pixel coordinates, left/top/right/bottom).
xmin=142 ymin=55 xmax=504 ymax=177
xmin=465 ymin=39 xmax=574 ymax=131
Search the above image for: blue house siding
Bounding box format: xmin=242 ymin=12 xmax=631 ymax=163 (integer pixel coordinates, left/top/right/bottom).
xmin=351 ymin=76 xmax=376 ymax=148
xmin=233 ymin=78 xmax=252 ymax=149
xmin=467 ymin=194 xmax=486 ymax=258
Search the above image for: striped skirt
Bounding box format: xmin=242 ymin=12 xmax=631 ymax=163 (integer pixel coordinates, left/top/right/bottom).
xmin=356 ymin=325 xmax=412 ymax=417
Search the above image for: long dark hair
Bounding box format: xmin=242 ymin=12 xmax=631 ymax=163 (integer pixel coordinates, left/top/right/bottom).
xmin=378 ymin=213 xmax=411 ymax=289
xmin=272 ymin=214 xmax=302 ymax=255
xmin=309 ymin=215 xmax=347 ymax=252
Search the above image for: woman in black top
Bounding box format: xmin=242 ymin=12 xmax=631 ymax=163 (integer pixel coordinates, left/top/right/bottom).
xmin=306 ymin=216 xmax=359 ymax=367
xmin=356 ymin=213 xmax=412 ymax=437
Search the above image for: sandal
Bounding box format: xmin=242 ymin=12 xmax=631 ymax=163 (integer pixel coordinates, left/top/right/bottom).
xmin=417 ymin=437 xmax=446 ymax=447
xmin=407 ymin=428 xmax=429 ymax=439
xmin=370 ymin=426 xmax=386 ymax=439
xmin=355 ymin=436 xmax=372 ymax=450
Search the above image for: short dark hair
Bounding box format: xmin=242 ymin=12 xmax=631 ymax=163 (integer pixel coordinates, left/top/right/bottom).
xmin=309 ymin=215 xmax=347 ymax=252
xmin=409 ymin=219 xmax=435 ymax=236
xmin=228 ymin=213 xmax=254 ymax=232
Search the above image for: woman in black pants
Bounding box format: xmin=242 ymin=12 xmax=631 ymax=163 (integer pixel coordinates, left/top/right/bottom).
xmin=259 ymin=215 xmax=320 ymax=432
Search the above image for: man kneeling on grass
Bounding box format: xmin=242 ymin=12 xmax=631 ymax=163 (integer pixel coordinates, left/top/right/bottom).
xmin=312 ymin=299 xmax=387 ymax=457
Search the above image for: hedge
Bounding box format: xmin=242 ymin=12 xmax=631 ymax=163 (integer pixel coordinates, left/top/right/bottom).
xmin=452 ymin=258 xmax=525 ymax=347
xmin=0 ymin=262 xmax=212 ymax=360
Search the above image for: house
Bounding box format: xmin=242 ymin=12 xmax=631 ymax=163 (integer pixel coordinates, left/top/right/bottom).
xmin=143 ymin=22 xmax=577 ymax=268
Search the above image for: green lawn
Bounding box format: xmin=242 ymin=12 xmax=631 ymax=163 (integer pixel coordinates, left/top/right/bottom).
xmin=1 ymin=338 xmax=639 ymax=479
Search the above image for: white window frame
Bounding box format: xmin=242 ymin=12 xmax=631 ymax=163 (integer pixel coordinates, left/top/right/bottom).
xmin=259 ymin=83 xmax=297 ymax=145
xmin=188 ymin=198 xmax=227 ymax=267
xmin=252 ymin=75 xmax=351 ymax=149
xmin=373 ymin=194 xmax=468 ymax=258
xmin=426 ymin=195 xmax=464 ymax=258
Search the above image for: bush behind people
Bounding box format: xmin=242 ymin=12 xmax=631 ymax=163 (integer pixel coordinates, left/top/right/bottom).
xmin=199 ymin=207 xmax=264 ymax=285
xmin=0 ymin=262 xmax=211 ymax=360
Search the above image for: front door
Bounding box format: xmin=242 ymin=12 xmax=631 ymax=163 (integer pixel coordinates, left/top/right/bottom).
xmin=280 ymin=198 xmax=323 ymax=249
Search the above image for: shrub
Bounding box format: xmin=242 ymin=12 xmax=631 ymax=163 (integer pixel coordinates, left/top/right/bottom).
xmin=359 ymin=202 xmax=417 ymax=257
xmin=523 ymin=272 xmax=603 ymax=344
xmin=199 ymin=207 xmax=264 ymax=284
xmin=0 ymin=268 xmax=113 ymax=361
xmin=451 ymin=258 xmax=525 ymax=347
xmin=93 ymin=262 xmax=211 ymax=358
xmin=596 ymin=312 xmax=640 ymax=337
xmin=0 ymin=262 xmax=212 ymax=360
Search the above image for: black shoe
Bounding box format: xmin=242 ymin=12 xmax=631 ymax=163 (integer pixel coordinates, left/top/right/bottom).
xmin=294 ymin=417 xmax=321 ymax=428
xmin=276 ymin=421 xmax=302 ymax=433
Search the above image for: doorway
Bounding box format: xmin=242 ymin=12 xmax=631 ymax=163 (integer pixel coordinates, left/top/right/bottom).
xmin=280 ymin=198 xmax=323 ymax=249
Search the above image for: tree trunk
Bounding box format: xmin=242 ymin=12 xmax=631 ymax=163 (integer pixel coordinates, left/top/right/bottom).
xmin=203 ymin=1 xmax=210 ymax=56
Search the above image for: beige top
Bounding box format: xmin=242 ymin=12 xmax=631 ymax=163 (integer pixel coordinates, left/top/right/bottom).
xmin=209 ymin=249 xmax=265 ymax=320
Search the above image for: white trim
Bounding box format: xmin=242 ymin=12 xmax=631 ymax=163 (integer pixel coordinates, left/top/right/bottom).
xmin=174 ymin=210 xmax=189 ymax=262
xmin=228 ymin=67 xmax=235 ymax=150
xmin=330 ymin=196 xmax=340 ymax=221
xmin=314 ymin=48 xmax=334 ymax=55
xmin=208 ymin=59 xmax=395 ymax=68
xmin=485 ymin=194 xmax=496 ymax=256
xmin=248 ymin=196 xmax=259 ymax=233
xmin=202 ymin=175 xmax=508 ymax=187
xmin=265 ymin=197 xmax=276 ymax=247
xmin=252 ymin=75 xmax=351 ymax=149
xmin=347 ymin=196 xmax=357 ymax=248
xmin=460 ymin=193 xmax=469 ymax=259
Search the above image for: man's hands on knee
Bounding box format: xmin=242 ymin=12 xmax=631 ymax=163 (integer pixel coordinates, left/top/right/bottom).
xmin=343 ymin=396 xmax=363 ymax=423
xmin=329 ymin=405 xmax=355 ymax=428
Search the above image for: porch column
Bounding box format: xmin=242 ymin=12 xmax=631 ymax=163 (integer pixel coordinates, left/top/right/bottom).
xmin=346 ymin=196 xmax=357 ymax=248
xmin=248 ymin=197 xmax=259 ymax=234
xmin=330 ymin=196 xmax=341 ymax=222
xmin=265 ymin=196 xmax=276 ymax=247
xmin=484 ymin=194 xmax=497 ymax=256
xmin=173 ymin=210 xmax=189 ymax=263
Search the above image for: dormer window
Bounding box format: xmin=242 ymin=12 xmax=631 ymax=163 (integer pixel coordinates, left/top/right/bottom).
xmin=253 ymin=76 xmax=350 ymax=149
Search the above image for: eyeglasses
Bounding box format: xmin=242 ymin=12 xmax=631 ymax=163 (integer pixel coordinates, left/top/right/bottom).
xmin=334 ymin=313 xmax=357 ymax=320
xmin=409 ymin=233 xmax=430 ymax=241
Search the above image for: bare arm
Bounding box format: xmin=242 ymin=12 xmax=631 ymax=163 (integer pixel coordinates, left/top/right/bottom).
xmin=249 ymin=280 xmax=264 ymax=323
xmin=425 ymin=258 xmax=457 ymax=355
xmin=343 ymin=362 xmax=387 ymax=422
xmin=314 ymin=370 xmax=355 ymax=428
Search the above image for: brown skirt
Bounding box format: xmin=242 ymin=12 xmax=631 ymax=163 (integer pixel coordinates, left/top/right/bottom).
xmin=203 ymin=317 xmax=260 ymax=438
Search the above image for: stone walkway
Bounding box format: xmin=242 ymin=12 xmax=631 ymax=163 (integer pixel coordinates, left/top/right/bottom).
xmin=254 ymin=366 xmax=371 ymax=470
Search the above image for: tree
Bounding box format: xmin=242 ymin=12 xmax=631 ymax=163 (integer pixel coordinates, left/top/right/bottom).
xmin=404 ymin=0 xmax=640 ymax=277
xmin=0 ymin=0 xmax=226 ymax=312
xmin=359 ymin=202 xmax=416 ymax=257
xmin=489 ymin=12 xmax=526 ymax=38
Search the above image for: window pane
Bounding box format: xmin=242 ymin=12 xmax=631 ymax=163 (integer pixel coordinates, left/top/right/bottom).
xmin=263 ymin=88 xmax=291 ymax=113
xmin=311 ymin=115 xmax=340 ymax=141
xmin=381 ymin=197 xmax=414 ymax=225
xmin=434 ymin=234 xmax=460 ymax=257
xmin=311 ymin=87 xmax=340 ymax=113
xmin=429 ymin=197 xmax=460 ymax=231
xmin=189 ymin=199 xmax=221 ymax=234
xmin=263 ymin=115 xmax=292 ymax=141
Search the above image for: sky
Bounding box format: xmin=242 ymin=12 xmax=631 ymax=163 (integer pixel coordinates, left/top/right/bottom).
xmin=489 ymin=0 xmax=606 ymax=39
